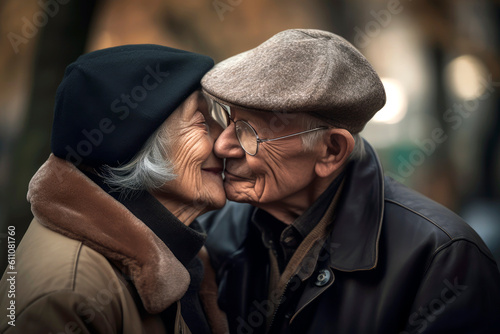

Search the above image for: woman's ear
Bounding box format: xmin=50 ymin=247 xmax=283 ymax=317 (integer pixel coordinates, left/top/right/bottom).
xmin=314 ymin=128 xmax=354 ymax=178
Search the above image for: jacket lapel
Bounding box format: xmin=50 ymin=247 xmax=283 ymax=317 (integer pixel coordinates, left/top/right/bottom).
xmin=327 ymin=141 xmax=385 ymax=272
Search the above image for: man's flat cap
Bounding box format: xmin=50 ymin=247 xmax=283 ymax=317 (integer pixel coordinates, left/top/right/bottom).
xmin=202 ymin=29 xmax=385 ymax=133
xmin=51 ymin=44 xmax=214 ymax=167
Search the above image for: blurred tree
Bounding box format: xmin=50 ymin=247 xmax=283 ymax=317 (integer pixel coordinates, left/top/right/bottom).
xmin=2 ymin=0 xmax=99 ymax=269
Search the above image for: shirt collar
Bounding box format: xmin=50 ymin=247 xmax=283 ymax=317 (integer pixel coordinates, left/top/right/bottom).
xmin=251 ymin=170 xmax=346 ymax=272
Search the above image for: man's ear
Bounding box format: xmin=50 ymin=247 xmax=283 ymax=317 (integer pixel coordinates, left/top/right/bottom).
xmin=314 ymin=128 xmax=354 ymax=178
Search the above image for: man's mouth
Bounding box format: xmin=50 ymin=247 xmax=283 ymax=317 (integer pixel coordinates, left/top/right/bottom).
xmin=224 ymin=170 xmax=252 ymax=181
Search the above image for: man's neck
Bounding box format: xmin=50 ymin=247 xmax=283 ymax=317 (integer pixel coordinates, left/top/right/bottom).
xmin=258 ymin=168 xmax=344 ymax=225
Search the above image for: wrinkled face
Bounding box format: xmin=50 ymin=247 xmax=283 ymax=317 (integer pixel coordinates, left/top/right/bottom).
xmin=160 ymin=91 xmax=225 ymax=211
xmin=214 ymin=108 xmax=321 ymax=207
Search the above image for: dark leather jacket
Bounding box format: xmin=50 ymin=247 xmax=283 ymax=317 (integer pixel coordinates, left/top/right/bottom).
xmin=199 ymin=143 xmax=500 ymax=334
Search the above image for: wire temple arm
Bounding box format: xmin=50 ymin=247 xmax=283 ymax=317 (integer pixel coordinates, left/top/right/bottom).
xmin=258 ymin=127 xmax=329 ymax=143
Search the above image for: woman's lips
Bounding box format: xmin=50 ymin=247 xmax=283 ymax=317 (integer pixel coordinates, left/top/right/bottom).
xmin=201 ymin=167 xmax=223 ymax=175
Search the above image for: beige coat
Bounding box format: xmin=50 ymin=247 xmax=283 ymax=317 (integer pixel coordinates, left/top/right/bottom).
xmin=0 ymin=155 xmax=228 ymax=334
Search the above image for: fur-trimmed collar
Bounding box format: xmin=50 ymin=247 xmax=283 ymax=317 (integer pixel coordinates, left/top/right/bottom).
xmin=27 ymin=154 xmax=190 ymax=314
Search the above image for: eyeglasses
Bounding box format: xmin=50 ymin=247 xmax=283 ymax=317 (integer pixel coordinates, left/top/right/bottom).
xmin=207 ymin=98 xmax=329 ymax=156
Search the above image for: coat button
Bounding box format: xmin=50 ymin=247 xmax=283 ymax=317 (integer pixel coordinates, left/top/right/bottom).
xmin=314 ymin=269 xmax=332 ymax=287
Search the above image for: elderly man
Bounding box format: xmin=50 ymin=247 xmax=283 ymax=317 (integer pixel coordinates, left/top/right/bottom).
xmin=199 ymin=29 xmax=500 ymax=333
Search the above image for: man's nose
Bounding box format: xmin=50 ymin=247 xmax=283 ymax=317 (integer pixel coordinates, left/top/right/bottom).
xmin=214 ymin=123 xmax=245 ymax=159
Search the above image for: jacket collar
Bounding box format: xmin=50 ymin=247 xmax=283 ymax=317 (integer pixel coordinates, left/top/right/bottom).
xmin=326 ymin=140 xmax=385 ymax=272
xmin=83 ymin=170 xmax=206 ymax=266
xmin=27 ymin=154 xmax=192 ymax=314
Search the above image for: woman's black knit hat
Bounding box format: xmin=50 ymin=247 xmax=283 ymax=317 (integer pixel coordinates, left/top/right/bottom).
xmin=51 ymin=44 xmax=214 ymax=167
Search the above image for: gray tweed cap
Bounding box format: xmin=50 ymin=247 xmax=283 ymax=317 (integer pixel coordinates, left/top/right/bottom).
xmin=201 ymin=29 xmax=386 ymax=134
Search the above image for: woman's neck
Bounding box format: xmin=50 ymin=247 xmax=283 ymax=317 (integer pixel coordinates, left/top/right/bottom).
xmin=151 ymin=192 xmax=205 ymax=226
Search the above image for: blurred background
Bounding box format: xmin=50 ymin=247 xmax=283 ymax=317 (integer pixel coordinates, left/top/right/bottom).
xmin=1 ymin=0 xmax=499 ymax=269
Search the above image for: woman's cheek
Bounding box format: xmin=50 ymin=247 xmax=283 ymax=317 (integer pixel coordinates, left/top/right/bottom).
xmin=198 ymin=136 xmax=214 ymax=157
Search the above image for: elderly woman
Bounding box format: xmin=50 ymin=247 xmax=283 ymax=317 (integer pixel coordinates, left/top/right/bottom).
xmin=0 ymin=45 xmax=228 ymax=333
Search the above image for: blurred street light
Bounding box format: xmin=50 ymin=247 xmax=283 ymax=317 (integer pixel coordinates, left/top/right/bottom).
xmin=445 ymin=55 xmax=488 ymax=100
xmin=372 ymin=77 xmax=408 ymax=124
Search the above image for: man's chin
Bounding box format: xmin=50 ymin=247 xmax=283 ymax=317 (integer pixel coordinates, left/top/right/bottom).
xmin=223 ymin=183 xmax=257 ymax=204
xmin=223 ymin=183 xmax=238 ymax=201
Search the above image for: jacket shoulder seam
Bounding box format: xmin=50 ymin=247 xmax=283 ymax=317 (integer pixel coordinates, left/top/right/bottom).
xmin=384 ymin=198 xmax=453 ymax=240
xmin=423 ymin=238 xmax=498 ymax=275
xmin=435 ymin=237 xmax=497 ymax=266
xmin=385 ymin=198 xmax=496 ymax=264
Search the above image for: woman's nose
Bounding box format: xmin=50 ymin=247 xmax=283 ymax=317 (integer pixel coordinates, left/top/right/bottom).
xmin=209 ymin=120 xmax=224 ymax=140
xmin=214 ymin=123 xmax=245 ymax=159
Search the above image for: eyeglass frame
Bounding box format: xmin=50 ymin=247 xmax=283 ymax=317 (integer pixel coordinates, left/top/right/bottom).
xmin=209 ymin=99 xmax=330 ymax=156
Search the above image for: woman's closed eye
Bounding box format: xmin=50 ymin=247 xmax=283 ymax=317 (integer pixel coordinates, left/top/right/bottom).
xmin=193 ymin=111 xmax=208 ymax=129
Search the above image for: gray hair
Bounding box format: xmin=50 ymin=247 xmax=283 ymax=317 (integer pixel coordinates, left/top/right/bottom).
xmin=299 ymin=114 xmax=365 ymax=162
xmin=100 ymin=123 xmax=176 ymax=196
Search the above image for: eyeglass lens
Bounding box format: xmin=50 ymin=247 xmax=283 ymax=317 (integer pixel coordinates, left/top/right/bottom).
xmin=210 ymin=99 xmax=259 ymax=155
xmin=209 ymin=100 xmax=230 ymax=128
xmin=235 ymin=122 xmax=259 ymax=155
